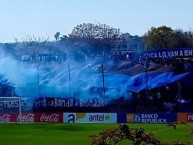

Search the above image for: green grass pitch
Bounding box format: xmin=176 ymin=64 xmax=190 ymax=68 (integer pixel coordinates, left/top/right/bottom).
xmin=0 ymin=123 xmax=193 ymax=145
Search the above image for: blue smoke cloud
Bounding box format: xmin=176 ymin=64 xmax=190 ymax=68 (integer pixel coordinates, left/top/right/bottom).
xmin=0 ymin=49 xmax=131 ymax=104
xmin=0 ymin=47 xmax=190 ymax=104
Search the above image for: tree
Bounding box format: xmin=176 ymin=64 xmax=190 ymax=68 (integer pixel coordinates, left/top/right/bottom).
xmin=59 ymin=35 xmax=68 ymax=42
xmin=144 ymin=26 xmax=173 ymax=50
xmin=54 ymin=32 xmax=60 ymax=42
xmin=69 ymin=23 xmax=121 ymax=53
xmin=170 ymin=29 xmax=193 ymax=48
xmin=144 ymin=26 xmax=193 ymax=50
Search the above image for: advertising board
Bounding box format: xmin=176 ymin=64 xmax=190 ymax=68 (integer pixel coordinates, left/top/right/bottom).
xmin=144 ymin=48 xmax=193 ymax=58
xmin=177 ymin=113 xmax=187 ymax=122
xmin=187 ymin=113 xmax=193 ymax=123
xmin=127 ymin=114 xmax=135 ymax=123
xmin=0 ymin=113 xmax=35 ymax=123
xmin=35 ymin=113 xmax=63 ymax=123
xmin=117 ymin=113 xmax=126 ymax=123
xmin=17 ymin=113 xmax=35 ymax=122
xmin=177 ymin=113 xmax=193 ymax=123
xmin=0 ymin=113 xmax=13 ymax=122
xmin=134 ymin=113 xmax=176 ymax=123
xmin=63 ymin=113 xmax=117 ymax=123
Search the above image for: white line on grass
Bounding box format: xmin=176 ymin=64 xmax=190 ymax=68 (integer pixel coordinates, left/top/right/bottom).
xmin=152 ymin=125 xmax=184 ymax=133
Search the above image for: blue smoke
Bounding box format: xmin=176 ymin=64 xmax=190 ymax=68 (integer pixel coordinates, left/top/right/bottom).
xmin=0 ymin=48 xmax=190 ymax=104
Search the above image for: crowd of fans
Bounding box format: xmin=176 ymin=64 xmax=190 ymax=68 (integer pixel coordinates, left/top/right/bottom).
xmin=15 ymin=50 xmax=193 ymax=113
xmin=89 ymin=51 xmax=193 ymax=113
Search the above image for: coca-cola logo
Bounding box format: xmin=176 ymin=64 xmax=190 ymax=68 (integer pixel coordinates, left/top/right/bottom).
xmin=17 ymin=114 xmax=35 ymax=122
xmin=0 ymin=114 xmax=11 ymax=122
xmin=40 ymin=114 xmax=59 ymax=122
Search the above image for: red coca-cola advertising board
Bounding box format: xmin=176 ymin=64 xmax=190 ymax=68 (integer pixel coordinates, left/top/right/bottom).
xmin=0 ymin=114 xmax=13 ymax=122
xmin=17 ymin=113 xmax=35 ymax=122
xmin=0 ymin=113 xmax=63 ymax=123
xmin=35 ymin=113 xmax=63 ymax=123
xmin=0 ymin=113 xmax=35 ymax=123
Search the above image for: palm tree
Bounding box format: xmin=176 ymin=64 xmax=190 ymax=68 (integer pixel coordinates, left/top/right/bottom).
xmin=54 ymin=32 xmax=60 ymax=42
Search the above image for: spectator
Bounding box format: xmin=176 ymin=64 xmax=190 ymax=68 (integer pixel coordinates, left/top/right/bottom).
xmin=177 ymin=82 xmax=183 ymax=100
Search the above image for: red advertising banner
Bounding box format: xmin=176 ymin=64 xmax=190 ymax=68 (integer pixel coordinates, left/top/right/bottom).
xmin=0 ymin=113 xmax=63 ymax=123
xmin=0 ymin=113 xmax=35 ymax=123
xmin=127 ymin=114 xmax=134 ymax=123
xmin=187 ymin=113 xmax=193 ymax=123
xmin=35 ymin=113 xmax=63 ymax=123
xmin=17 ymin=113 xmax=35 ymax=122
xmin=177 ymin=113 xmax=187 ymax=123
xmin=0 ymin=113 xmax=14 ymax=122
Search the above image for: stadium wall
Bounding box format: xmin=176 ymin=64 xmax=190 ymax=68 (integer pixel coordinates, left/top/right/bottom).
xmin=0 ymin=112 xmax=192 ymax=123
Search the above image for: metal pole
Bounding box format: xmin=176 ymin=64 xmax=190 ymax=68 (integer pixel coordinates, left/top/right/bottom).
xmin=0 ymin=75 xmax=2 ymax=96
xmin=19 ymin=97 xmax=22 ymax=124
xmin=68 ymin=64 xmax=72 ymax=98
xmin=101 ymin=64 xmax=106 ymax=106
xmin=145 ymin=57 xmax=148 ymax=98
xmin=37 ymin=63 xmax=40 ymax=98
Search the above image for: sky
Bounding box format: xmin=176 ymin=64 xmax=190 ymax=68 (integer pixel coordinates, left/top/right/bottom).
xmin=0 ymin=0 xmax=193 ymax=43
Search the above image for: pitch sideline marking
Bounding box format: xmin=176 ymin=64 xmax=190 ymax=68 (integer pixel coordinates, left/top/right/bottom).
xmin=152 ymin=125 xmax=184 ymax=133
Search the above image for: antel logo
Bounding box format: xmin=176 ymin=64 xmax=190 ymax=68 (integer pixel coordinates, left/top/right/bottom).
xmin=88 ymin=114 xmax=107 ymax=122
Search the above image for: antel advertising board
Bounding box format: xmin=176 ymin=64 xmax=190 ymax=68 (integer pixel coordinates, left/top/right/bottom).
xmin=63 ymin=113 xmax=117 ymax=123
